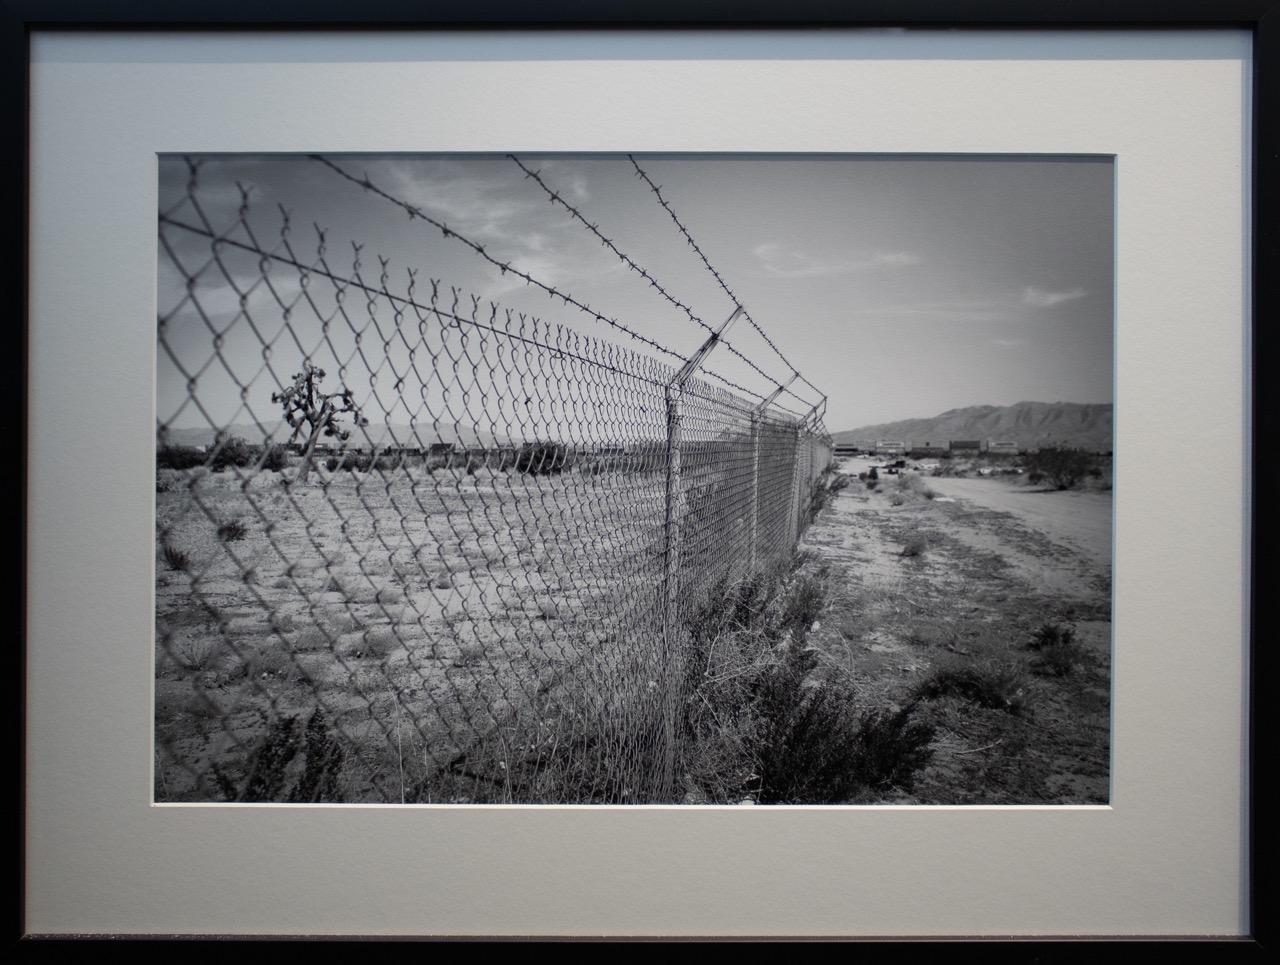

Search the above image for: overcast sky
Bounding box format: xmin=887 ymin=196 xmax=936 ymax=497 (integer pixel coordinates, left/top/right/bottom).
xmin=157 ymin=153 xmax=1113 ymax=438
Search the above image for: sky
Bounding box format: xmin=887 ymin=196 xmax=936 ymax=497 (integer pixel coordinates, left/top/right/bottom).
xmin=156 ymin=153 xmax=1113 ymax=442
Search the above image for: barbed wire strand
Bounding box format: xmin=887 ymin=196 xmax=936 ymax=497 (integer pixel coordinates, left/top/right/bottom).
xmin=162 ymin=214 xmax=675 ymax=395
xmin=506 ymin=154 xmax=795 ymax=399
xmin=312 ymin=155 xmax=782 ymax=406
xmin=309 ymin=155 xmax=688 ymax=365
xmin=627 ymin=155 xmax=827 ymax=409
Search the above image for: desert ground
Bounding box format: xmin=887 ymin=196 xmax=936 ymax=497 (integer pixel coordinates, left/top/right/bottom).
xmin=154 ymin=451 xmax=1111 ymax=805
xmin=797 ymin=457 xmax=1111 ymax=804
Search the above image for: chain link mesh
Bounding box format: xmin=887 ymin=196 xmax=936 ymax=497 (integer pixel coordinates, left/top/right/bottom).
xmin=155 ymin=158 xmax=832 ymax=803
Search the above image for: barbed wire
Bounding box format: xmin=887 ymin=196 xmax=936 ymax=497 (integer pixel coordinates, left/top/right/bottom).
xmin=626 ymin=156 xmax=827 ymax=410
xmin=506 ymin=154 xmax=796 ymax=400
xmin=160 ymin=210 xmax=767 ymax=421
xmin=314 ymin=154 xmax=810 ymax=408
xmin=310 ymin=154 xmax=685 ymax=366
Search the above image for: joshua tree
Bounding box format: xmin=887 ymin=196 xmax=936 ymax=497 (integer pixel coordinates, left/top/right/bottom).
xmin=272 ymin=363 xmax=368 ymax=484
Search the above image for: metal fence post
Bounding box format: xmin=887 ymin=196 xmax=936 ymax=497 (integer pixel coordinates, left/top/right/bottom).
xmin=791 ymin=400 xmax=826 ymax=541
xmin=788 ymin=424 xmax=802 ymax=545
xmin=749 ymin=375 xmax=797 ymax=576
xmin=658 ymin=305 xmax=743 ymax=799
xmin=660 ymin=378 xmax=685 ymax=800
xmin=747 ymin=408 xmax=759 ymax=575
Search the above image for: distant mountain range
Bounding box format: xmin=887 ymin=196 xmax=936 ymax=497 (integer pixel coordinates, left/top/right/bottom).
xmin=831 ymin=402 xmax=1113 ymax=452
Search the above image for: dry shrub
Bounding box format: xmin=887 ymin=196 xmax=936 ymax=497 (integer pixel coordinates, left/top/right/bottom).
xmin=374 ymin=586 xmax=404 ymax=605
xmin=259 ymin=444 xmax=290 ymax=472
xmin=174 ymin=636 xmax=225 ymax=672
xmin=268 ymin=611 xmax=296 ymax=634
xmin=850 ymin=705 xmax=936 ymax=792
xmin=230 ymin=708 xmax=348 ymax=803
xmin=896 ymin=473 xmax=936 ymax=500
xmin=210 ymin=436 xmax=255 ymax=472
xmin=326 ymin=611 xmax=359 ymax=633
xmin=417 ymin=656 xmax=669 ymax=804
xmin=1023 ymin=447 xmax=1097 ymax=490
xmin=914 ymin=653 xmax=1028 ymax=714
xmin=157 ymin=445 xmax=207 ymax=470
xmin=408 ymin=550 xmax=935 ymax=805
xmin=681 ymin=624 xmax=782 ymax=802
xmin=182 ymin=689 xmax=223 ymax=720
xmin=901 ymin=532 xmax=929 ymax=558
xmin=216 ymin=518 xmax=248 ymax=542
xmin=359 ymin=627 xmax=399 ymax=659
xmin=1029 ymin=623 xmax=1088 ymax=677
xmin=750 ymin=647 xmax=864 ymax=803
xmin=681 ymin=556 xmax=933 ymax=804
xmin=292 ymin=625 xmax=331 ymax=652
xmin=808 ymin=470 xmax=853 ymax=518
xmin=161 ymin=541 xmax=190 ymax=572
xmin=1030 ymin=622 xmax=1074 ymax=650
xmin=245 ymin=642 xmax=296 ymax=681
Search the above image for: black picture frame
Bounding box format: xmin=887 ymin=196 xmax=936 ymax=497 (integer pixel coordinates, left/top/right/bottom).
xmin=12 ymin=1 xmax=1272 ymax=952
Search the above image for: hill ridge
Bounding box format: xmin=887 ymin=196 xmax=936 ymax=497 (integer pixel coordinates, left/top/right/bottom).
xmin=832 ymin=401 xmax=1112 ymax=451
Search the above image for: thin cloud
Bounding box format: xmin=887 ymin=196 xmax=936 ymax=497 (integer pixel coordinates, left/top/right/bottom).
xmin=379 ymin=161 xmax=604 ymax=298
xmin=844 ymin=300 xmax=1009 ymax=324
xmin=479 ymin=254 xmax=630 ymax=303
xmin=755 ymin=242 xmax=919 ymax=278
xmin=1022 ymin=286 xmax=1087 ymax=307
xmin=384 ymin=158 xmax=592 ymax=241
xmin=560 ymin=171 xmax=590 ymax=203
xmin=382 ymin=162 xmax=544 ymax=245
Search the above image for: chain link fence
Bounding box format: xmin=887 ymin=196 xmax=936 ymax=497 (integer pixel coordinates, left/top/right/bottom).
xmin=155 ymin=158 xmax=833 ymax=803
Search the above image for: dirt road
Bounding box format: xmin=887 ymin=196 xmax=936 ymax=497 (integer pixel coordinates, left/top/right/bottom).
xmin=799 ymin=468 xmax=1112 ymax=804
xmin=924 ymin=475 xmax=1112 ymax=570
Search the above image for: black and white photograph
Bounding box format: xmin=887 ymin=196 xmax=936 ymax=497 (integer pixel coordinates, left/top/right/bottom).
xmin=155 ymin=152 xmax=1113 ymax=805
xmin=20 ymin=13 xmax=1255 ymax=938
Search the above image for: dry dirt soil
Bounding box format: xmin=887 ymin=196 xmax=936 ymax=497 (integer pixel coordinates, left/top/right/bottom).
xmin=799 ymin=461 xmax=1112 ymax=804
xmin=154 ymin=463 xmax=677 ymax=802
xmin=155 ymin=455 xmax=1111 ymax=805
xmin=153 ymin=457 xmax=792 ymax=803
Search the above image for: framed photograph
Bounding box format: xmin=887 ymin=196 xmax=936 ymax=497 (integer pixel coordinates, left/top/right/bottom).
xmin=19 ymin=2 xmax=1267 ymax=944
xmin=149 ymin=149 xmax=1116 ymax=814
